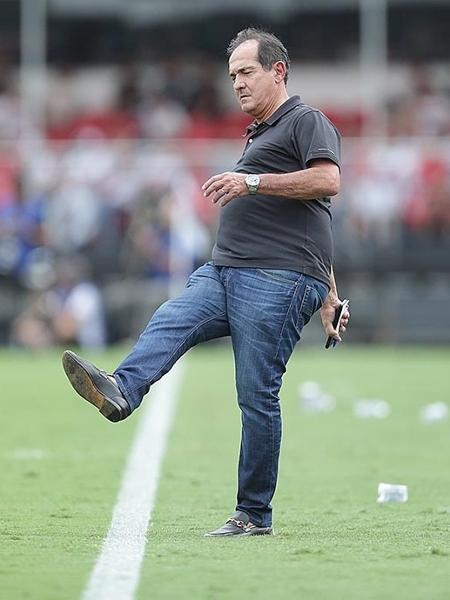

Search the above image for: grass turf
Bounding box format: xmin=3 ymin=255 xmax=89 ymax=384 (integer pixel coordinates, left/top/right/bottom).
xmin=0 ymin=349 xmax=137 ymax=600
xmin=138 ymin=345 xmax=450 ymax=599
xmin=0 ymin=345 xmax=449 ymax=599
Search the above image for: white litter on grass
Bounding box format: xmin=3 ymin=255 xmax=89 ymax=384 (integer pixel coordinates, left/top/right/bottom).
xmin=298 ymin=381 xmax=336 ymax=413
xmin=353 ymin=399 xmax=391 ymax=419
xmin=11 ymin=448 xmax=49 ymax=460
xmin=82 ymin=360 xmax=185 ymax=600
xmin=377 ymin=482 xmax=408 ymax=504
xmin=420 ymin=402 xmax=449 ymax=424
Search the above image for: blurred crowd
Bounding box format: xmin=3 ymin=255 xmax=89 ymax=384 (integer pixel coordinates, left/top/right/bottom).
xmin=335 ymin=141 xmax=450 ymax=272
xmin=385 ymin=66 xmax=450 ymax=137
xmin=0 ymin=56 xmax=252 ymax=142
xmin=1 ymin=134 xmax=448 ymax=348
xmin=0 ymin=137 xmax=214 ymax=348
xmin=1 ymin=55 xmax=450 ymax=142
xmin=1 ymin=55 xmax=450 ymax=348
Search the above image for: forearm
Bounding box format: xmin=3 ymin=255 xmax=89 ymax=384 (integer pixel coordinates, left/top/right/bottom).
xmin=321 ymin=267 xmax=339 ymax=310
xmin=258 ymin=167 xmax=339 ymax=200
xmin=328 ymin=266 xmax=339 ymax=302
xmin=202 ymin=160 xmax=340 ymax=206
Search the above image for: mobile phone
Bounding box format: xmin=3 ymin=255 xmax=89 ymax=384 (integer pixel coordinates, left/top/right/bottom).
xmin=325 ymin=299 xmax=349 ymax=349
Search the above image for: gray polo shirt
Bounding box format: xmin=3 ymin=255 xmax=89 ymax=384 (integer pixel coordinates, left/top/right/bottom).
xmin=212 ymin=95 xmax=341 ymax=286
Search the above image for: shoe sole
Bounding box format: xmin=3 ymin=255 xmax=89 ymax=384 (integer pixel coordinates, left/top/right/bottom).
xmin=205 ymin=528 xmax=274 ymax=537
xmin=62 ymin=351 xmax=122 ymax=421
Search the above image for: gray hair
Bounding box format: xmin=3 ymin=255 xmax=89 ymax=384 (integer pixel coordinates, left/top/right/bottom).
xmin=227 ymin=27 xmax=290 ymax=84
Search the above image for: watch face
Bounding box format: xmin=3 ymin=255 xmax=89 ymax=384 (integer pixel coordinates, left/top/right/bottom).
xmin=246 ymin=174 xmax=260 ymax=187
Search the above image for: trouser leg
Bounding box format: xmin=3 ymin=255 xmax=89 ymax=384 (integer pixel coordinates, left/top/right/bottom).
xmin=226 ymin=267 xmax=327 ymax=526
xmin=114 ymin=263 xmax=229 ymax=410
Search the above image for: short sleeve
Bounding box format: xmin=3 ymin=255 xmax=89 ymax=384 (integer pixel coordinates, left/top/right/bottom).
xmin=292 ymin=110 xmax=341 ymax=169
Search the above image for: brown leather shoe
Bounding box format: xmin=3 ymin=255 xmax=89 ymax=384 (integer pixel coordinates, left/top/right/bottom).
xmin=62 ymin=350 xmax=131 ymax=422
xmin=205 ymin=511 xmax=273 ymax=537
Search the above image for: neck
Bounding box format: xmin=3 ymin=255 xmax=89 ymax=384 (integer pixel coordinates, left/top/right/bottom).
xmin=254 ymin=91 xmax=290 ymax=123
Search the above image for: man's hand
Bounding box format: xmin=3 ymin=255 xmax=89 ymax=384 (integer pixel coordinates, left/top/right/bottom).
xmin=320 ymin=294 xmax=350 ymax=343
xmin=202 ymin=172 xmax=248 ymax=206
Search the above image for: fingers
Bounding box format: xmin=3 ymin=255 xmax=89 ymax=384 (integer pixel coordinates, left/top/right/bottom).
xmin=321 ymin=301 xmax=349 ymax=343
xmin=202 ymin=175 xmax=226 ymax=198
xmin=207 ymin=186 xmax=232 ymax=206
xmin=202 ymin=173 xmax=233 ymax=199
xmin=324 ymin=319 xmax=341 ymax=341
xmin=335 ymin=307 xmax=350 ymax=339
xmin=340 ymin=308 xmax=350 ymax=333
xmin=216 ymin=190 xmax=233 ymax=207
xmin=203 ymin=177 xmax=231 ymax=205
xmin=202 ymin=172 xmax=246 ymax=206
xmin=330 ymin=329 xmax=342 ymax=342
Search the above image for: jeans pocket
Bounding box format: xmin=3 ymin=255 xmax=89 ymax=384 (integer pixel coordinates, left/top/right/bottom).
xmin=256 ymin=268 xmax=302 ymax=287
xmin=314 ymin=280 xmax=330 ymax=308
xmin=298 ymin=278 xmax=329 ymax=326
xmin=186 ymin=262 xmax=216 ymax=287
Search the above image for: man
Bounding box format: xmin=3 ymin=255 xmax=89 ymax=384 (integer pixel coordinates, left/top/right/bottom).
xmin=62 ymin=28 xmax=349 ymax=537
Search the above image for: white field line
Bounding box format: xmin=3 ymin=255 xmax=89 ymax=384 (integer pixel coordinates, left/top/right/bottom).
xmin=82 ymin=361 xmax=185 ymax=600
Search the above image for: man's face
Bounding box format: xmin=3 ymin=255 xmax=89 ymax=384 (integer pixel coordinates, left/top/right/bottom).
xmin=228 ymin=40 xmax=277 ymax=118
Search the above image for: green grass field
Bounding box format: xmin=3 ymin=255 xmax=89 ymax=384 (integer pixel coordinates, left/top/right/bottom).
xmin=1 ymin=345 xmax=450 ymax=599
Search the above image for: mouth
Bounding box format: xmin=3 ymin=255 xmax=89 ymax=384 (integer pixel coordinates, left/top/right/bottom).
xmin=239 ymin=94 xmax=250 ymax=101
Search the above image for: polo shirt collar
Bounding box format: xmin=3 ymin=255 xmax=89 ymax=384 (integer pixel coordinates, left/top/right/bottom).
xmin=245 ymin=95 xmax=302 ymax=136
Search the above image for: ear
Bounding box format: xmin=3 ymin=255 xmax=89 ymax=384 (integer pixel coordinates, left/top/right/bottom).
xmin=273 ymin=60 xmax=286 ymax=83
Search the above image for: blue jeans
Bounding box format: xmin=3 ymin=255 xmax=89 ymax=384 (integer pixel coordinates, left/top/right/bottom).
xmin=114 ymin=263 xmax=328 ymax=527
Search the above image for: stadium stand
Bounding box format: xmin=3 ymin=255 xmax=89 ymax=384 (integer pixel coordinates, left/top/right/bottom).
xmin=0 ymin=1 xmax=449 ymax=344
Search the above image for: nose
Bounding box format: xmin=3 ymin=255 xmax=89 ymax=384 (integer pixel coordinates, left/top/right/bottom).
xmin=233 ymin=77 xmax=245 ymax=92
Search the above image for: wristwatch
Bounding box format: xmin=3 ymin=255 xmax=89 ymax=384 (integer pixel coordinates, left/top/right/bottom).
xmin=245 ymin=174 xmax=260 ymax=194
